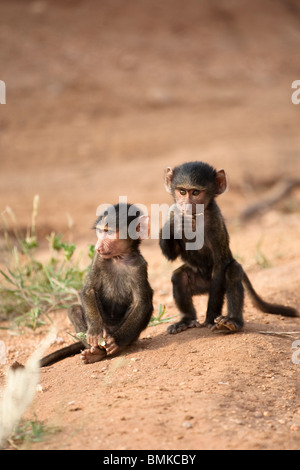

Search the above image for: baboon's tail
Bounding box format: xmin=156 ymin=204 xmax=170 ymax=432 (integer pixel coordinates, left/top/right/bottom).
xmin=40 ymin=341 xmax=84 ymax=367
xmin=242 ymin=271 xmax=298 ymax=317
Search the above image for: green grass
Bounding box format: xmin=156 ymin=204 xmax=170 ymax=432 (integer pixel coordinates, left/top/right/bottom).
xmin=149 ymin=303 xmax=175 ymax=326
xmin=0 ymin=196 xmax=91 ymax=329
xmin=8 ymin=417 xmax=60 ymax=449
xmin=255 ymin=237 xmax=271 ymax=269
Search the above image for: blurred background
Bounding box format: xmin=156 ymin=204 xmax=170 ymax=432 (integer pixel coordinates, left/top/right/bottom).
xmin=0 ymin=0 xmax=300 ymax=240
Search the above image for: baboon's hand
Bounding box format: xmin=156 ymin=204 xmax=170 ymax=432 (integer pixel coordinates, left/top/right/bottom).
xmin=87 ymin=327 xmax=104 ymax=348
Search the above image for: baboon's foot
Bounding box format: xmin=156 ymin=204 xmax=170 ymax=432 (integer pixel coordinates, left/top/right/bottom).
xmin=167 ymin=319 xmax=201 ymax=334
xmin=80 ymin=346 xmax=107 ymax=364
xmin=211 ymin=315 xmax=243 ymax=332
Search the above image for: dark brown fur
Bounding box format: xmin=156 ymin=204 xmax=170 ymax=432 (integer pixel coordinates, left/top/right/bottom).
xmin=159 ymin=161 xmax=298 ymax=334
xmin=40 ymin=204 xmax=153 ymax=367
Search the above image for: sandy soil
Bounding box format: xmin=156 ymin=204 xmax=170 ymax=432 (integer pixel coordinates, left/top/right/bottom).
xmin=0 ymin=0 xmax=300 ymax=450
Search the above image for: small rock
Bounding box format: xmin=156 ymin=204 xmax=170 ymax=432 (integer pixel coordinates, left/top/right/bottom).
xmin=184 ymin=415 xmax=194 ymax=421
xmin=182 ymin=421 xmax=193 ymax=429
xmin=10 ymin=361 xmax=24 ymax=370
xmin=55 ymin=337 xmax=64 ymax=345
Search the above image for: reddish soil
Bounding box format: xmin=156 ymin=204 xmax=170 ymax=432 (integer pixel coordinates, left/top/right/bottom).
xmin=0 ymin=0 xmax=300 ymax=450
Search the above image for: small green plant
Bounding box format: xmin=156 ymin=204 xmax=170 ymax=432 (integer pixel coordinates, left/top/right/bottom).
xmin=88 ymin=243 xmax=95 ymax=259
xmin=149 ymin=303 xmax=175 ymax=326
xmin=0 ymin=196 xmax=89 ymax=329
xmin=8 ymin=417 xmax=60 ymax=449
xmin=255 ymin=237 xmax=271 ymax=269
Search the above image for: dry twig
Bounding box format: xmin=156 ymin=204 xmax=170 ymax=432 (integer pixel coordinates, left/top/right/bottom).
xmin=240 ymin=179 xmax=300 ymax=222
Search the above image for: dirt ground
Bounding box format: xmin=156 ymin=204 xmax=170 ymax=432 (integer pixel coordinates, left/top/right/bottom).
xmin=0 ymin=0 xmax=300 ymax=450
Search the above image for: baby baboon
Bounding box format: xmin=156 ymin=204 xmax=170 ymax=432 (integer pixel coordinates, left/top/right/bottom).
xmin=41 ymin=203 xmax=153 ymax=366
xmin=159 ymin=161 xmax=298 ymax=334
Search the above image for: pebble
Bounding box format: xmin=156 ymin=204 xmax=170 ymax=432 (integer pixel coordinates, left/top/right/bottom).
xmin=185 ymin=415 xmax=194 ymax=421
xmin=54 ymin=337 xmax=64 ymax=345
xmin=182 ymin=421 xmax=193 ymax=429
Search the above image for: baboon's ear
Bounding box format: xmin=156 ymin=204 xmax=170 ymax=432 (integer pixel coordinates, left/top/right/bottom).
xmin=164 ymin=167 xmax=174 ymax=194
xmin=215 ymin=169 xmax=227 ymax=195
